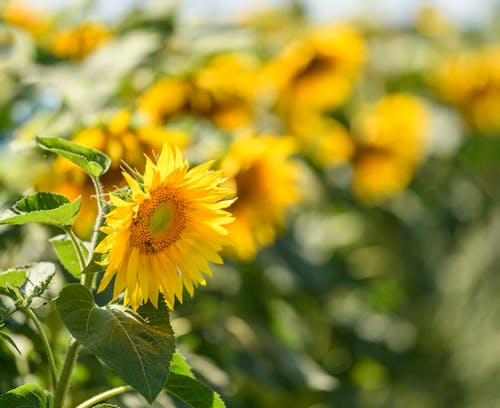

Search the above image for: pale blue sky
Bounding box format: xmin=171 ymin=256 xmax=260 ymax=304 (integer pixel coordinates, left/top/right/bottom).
xmin=26 ymin=0 xmax=500 ymax=26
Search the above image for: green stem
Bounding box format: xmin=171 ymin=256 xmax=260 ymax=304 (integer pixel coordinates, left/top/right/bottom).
xmin=54 ymin=176 xmax=108 ymax=407
xmin=75 ymin=385 xmax=134 ymax=408
xmin=82 ymin=176 xmax=107 ymax=289
xmin=65 ymin=228 xmax=87 ymax=271
xmin=23 ymin=307 xmax=58 ymax=394
xmin=52 ymin=338 xmax=80 ymax=408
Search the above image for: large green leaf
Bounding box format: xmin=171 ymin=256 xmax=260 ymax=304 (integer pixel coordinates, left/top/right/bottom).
xmin=0 ymin=192 xmax=81 ymax=227
xmin=166 ymin=351 xmax=226 ymax=408
xmin=49 ymin=234 xmax=88 ymax=278
xmin=36 ymin=136 xmax=111 ymax=177
xmin=56 ymin=284 xmax=176 ymax=404
xmin=0 ymin=384 xmax=51 ymax=408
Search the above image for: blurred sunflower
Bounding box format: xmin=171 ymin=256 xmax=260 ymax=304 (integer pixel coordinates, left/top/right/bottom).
xmin=263 ymin=24 xmax=365 ymax=127
xmin=351 ymin=94 xmax=429 ymax=203
xmin=138 ymin=53 xmax=260 ymax=130
xmin=220 ymin=134 xmax=300 ymax=260
xmin=49 ymin=20 xmax=110 ymax=60
xmin=432 ymin=47 xmax=500 ymax=134
xmin=2 ymin=0 xmax=52 ymax=37
xmin=289 ymin=112 xmax=355 ymax=168
xmin=94 ymin=143 xmax=234 ymax=310
xmin=40 ymin=109 xmax=190 ymax=239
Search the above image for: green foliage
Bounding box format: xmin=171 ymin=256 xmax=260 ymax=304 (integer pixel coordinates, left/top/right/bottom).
xmin=0 ymin=268 xmax=26 ymax=289
xmin=0 ymin=324 xmax=21 ymax=354
xmin=166 ymin=351 xmax=226 ymax=408
xmin=0 ymin=384 xmax=52 ymax=408
xmin=0 ymin=193 xmax=81 ymax=227
xmin=0 ymin=263 xmax=55 ymax=303
xmin=56 ymin=284 xmax=176 ymax=403
xmin=36 ymin=137 xmax=111 ymax=178
xmin=50 ymin=234 xmax=88 ymax=278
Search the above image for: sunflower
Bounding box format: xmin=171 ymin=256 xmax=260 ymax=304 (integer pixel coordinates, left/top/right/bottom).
xmin=94 ymin=143 xmax=234 ymax=310
xmin=138 ymin=53 xmax=259 ymax=131
xmin=262 ymin=24 xmax=365 ymax=127
xmin=2 ymin=0 xmax=52 ymax=37
xmin=50 ymin=20 xmax=110 ymax=61
xmin=351 ymin=94 xmax=428 ymax=202
xmin=220 ymin=135 xmax=300 ymax=261
xmin=40 ymin=109 xmax=190 ymax=239
xmin=432 ymin=47 xmax=500 ymax=133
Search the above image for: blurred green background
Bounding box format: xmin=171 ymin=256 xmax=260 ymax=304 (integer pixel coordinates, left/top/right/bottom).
xmin=2 ymin=1 xmax=500 ymax=407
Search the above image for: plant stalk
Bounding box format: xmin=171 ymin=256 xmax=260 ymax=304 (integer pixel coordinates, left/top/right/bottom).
xmin=23 ymin=307 xmax=58 ymax=394
xmin=52 ymin=338 xmax=80 ymax=408
xmin=75 ymin=385 xmax=134 ymax=408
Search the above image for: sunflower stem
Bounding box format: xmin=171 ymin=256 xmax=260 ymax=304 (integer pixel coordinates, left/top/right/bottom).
xmin=53 ymin=338 xmax=80 ymax=408
xmin=22 ymin=306 xmax=58 ymax=394
xmin=82 ymin=176 xmax=108 ymax=289
xmin=65 ymin=228 xmax=87 ymax=272
xmin=75 ymin=385 xmax=134 ymax=408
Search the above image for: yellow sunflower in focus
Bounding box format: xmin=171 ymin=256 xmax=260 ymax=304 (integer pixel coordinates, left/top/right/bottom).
xmin=41 ymin=109 xmax=190 ymax=239
xmin=95 ymin=144 xmax=234 ymax=310
xmin=351 ymin=94 xmax=428 ymax=203
xmin=220 ymin=135 xmax=300 ymax=261
xmin=50 ymin=20 xmax=110 ymax=60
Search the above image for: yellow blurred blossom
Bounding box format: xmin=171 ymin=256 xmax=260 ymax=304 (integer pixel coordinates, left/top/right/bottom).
xmin=137 ymin=77 xmax=190 ymax=124
xmin=138 ymin=53 xmax=259 ymax=130
xmin=263 ymin=24 xmax=365 ymax=125
xmin=50 ymin=20 xmax=110 ymax=60
xmin=351 ymin=94 xmax=429 ymax=203
xmin=433 ymin=47 xmax=500 ymax=133
xmin=2 ymin=0 xmax=52 ymax=37
xmin=220 ymin=134 xmax=300 ymax=260
xmin=41 ymin=109 xmax=190 ymax=238
xmin=291 ymin=113 xmax=355 ymax=168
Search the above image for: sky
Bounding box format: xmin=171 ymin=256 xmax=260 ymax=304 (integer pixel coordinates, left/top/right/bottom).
xmin=27 ymin=0 xmax=500 ymax=27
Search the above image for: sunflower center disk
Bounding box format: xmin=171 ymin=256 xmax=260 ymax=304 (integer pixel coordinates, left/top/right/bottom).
xmin=130 ymin=187 xmax=186 ymax=253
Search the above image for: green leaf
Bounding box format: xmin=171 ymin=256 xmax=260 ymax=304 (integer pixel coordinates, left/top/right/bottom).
xmin=49 ymin=234 xmax=88 ymax=278
xmin=166 ymin=351 xmax=226 ymax=408
xmin=0 ymin=192 xmax=81 ymax=227
xmin=56 ymin=284 xmax=176 ymax=404
xmin=36 ymin=136 xmax=111 ymax=177
xmin=0 ymin=384 xmax=51 ymax=408
xmin=81 ymin=251 xmax=106 ymax=275
xmin=0 ymin=328 xmax=21 ymax=354
xmin=0 ymin=263 xmax=55 ymax=307
xmin=0 ymin=268 xmax=27 ymax=289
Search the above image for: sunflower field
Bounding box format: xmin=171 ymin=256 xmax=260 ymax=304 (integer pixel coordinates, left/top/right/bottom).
xmin=1 ymin=1 xmax=500 ymax=407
